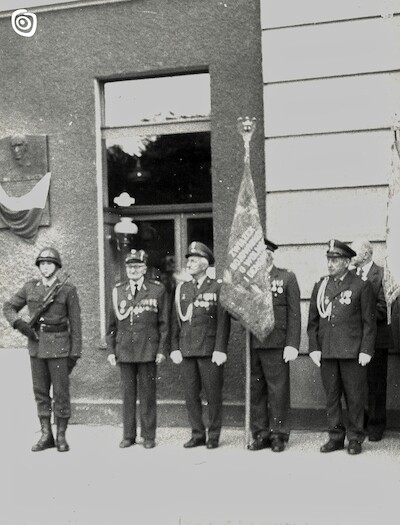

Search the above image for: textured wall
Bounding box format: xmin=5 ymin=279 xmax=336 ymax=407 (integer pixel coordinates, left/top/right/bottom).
xmin=0 ymin=0 xmax=265 ymax=408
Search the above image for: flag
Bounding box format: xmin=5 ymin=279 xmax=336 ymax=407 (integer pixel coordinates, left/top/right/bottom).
xmin=383 ymin=136 xmax=400 ymax=323
xmin=220 ymin=145 xmax=274 ymax=342
xmin=0 ymin=172 xmax=51 ymax=243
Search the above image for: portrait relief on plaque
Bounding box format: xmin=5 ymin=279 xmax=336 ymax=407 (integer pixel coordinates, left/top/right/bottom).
xmin=0 ymin=134 xmax=51 ymax=243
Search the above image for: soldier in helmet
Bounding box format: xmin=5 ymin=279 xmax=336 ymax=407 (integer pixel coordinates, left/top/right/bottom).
xmin=3 ymin=247 xmax=82 ymax=452
xmin=106 ymin=249 xmax=169 ymax=449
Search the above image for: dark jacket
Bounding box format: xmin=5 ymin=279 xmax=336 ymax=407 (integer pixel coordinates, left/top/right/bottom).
xmin=106 ymin=278 xmax=169 ymax=363
xmin=171 ymin=277 xmax=230 ymax=357
xmin=3 ymin=278 xmax=82 ymax=358
xmin=252 ymin=266 xmax=301 ymax=349
xmin=362 ymin=262 xmax=393 ymax=349
xmin=307 ymin=271 xmax=377 ymax=359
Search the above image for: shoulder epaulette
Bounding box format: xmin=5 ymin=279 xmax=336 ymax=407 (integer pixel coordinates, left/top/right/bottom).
xmin=148 ymin=278 xmax=162 ymax=285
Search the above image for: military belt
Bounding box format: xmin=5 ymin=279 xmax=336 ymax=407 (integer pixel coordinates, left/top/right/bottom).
xmin=38 ymin=323 xmax=68 ymax=333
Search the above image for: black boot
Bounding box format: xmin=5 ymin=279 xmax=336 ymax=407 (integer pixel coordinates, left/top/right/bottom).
xmin=56 ymin=417 xmax=70 ymax=452
xmin=31 ymin=417 xmax=55 ymax=452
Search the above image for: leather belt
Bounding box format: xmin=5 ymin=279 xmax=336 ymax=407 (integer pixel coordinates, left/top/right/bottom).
xmin=38 ymin=323 xmax=68 ymax=333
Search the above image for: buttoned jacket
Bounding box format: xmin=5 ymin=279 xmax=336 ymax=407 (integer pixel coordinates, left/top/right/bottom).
xmin=106 ymin=278 xmax=169 ymax=362
xmin=252 ymin=266 xmax=301 ymax=350
xmin=307 ymin=271 xmax=376 ymax=359
xmin=171 ymin=277 xmax=230 ymax=357
xmin=3 ymin=278 xmax=82 ymax=358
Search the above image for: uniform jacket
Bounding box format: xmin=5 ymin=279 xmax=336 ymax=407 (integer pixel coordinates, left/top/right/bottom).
xmin=106 ymin=278 xmax=169 ymax=362
xmin=358 ymin=263 xmax=393 ymax=349
xmin=252 ymin=266 xmax=301 ymax=350
xmin=3 ymin=278 xmax=82 ymax=359
xmin=307 ymin=271 xmax=376 ymax=359
xmin=171 ymin=277 xmax=230 ymax=357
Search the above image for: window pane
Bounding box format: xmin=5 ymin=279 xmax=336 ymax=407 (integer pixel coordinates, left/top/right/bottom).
xmin=104 ymin=73 xmax=210 ymax=128
xmin=187 ymin=217 xmax=214 ymax=253
xmin=107 ymin=132 xmax=212 ymax=206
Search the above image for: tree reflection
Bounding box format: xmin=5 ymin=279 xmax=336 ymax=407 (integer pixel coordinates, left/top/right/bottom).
xmin=107 ymin=132 xmax=211 ymax=206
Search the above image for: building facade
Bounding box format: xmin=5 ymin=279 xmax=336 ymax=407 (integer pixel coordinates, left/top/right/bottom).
xmin=1 ymin=0 xmax=400 ymax=426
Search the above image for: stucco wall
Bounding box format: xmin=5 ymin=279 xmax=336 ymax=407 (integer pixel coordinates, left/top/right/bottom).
xmin=0 ymin=0 xmax=265 ymax=410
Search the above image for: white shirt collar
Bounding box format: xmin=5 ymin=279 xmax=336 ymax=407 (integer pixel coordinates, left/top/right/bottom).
xmin=361 ymin=260 xmax=373 ymax=277
xmin=130 ymin=276 xmax=144 ymax=293
xmin=194 ymin=274 xmax=207 ymax=288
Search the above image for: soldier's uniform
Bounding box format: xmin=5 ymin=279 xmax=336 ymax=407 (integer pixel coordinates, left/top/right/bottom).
xmin=171 ymin=243 xmax=230 ymax=446
xmin=307 ymin=240 xmax=376 ymax=448
xmin=3 ymin=247 xmax=81 ymax=452
xmin=106 ymin=250 xmax=169 ymax=446
xmin=250 ymin=240 xmax=301 ymax=448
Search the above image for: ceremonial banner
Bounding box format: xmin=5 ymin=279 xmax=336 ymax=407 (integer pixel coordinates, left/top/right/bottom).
xmin=383 ymin=135 xmax=400 ymax=323
xmin=0 ymin=172 xmax=51 ymax=243
xmin=220 ymin=118 xmax=274 ymax=342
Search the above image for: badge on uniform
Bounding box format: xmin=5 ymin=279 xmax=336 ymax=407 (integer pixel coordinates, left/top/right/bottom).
xmin=339 ymin=290 xmax=352 ymax=305
xmin=119 ymin=300 xmax=127 ymax=314
xmin=271 ymin=280 xmax=284 ymax=295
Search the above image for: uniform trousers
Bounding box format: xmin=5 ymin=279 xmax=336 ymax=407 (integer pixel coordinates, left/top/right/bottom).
xmin=30 ymin=356 xmax=70 ymax=418
xmin=250 ymin=347 xmax=290 ymax=441
xmin=181 ymin=356 xmax=224 ymax=441
xmin=321 ymin=358 xmax=367 ymax=443
xmin=119 ymin=362 xmax=156 ymax=441
xmin=366 ymin=348 xmax=388 ymax=438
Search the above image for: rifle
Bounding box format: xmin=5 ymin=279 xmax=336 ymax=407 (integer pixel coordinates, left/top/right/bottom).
xmin=29 ymin=273 xmax=70 ymax=329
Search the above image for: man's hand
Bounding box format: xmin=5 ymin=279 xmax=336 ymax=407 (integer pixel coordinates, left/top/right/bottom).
xmin=67 ymin=356 xmax=79 ymax=374
xmin=155 ymin=353 xmax=166 ymax=365
xmin=211 ymin=350 xmax=227 ymax=366
xmin=309 ymin=350 xmax=322 ymax=367
xmin=14 ymin=319 xmax=38 ymax=341
xmin=107 ymin=354 xmax=117 ymax=366
xmin=359 ymin=352 xmax=372 ymax=366
xmin=170 ymin=350 xmax=183 ymax=364
xmin=283 ymin=346 xmax=298 ymax=363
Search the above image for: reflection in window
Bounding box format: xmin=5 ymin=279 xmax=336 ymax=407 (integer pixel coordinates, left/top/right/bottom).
xmin=104 ymin=73 xmax=210 ymax=128
xmin=107 ymin=132 xmax=212 ymax=206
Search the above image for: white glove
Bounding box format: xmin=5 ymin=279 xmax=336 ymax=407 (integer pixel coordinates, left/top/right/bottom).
xmin=211 ymin=351 xmax=227 ymax=366
xmin=359 ymin=352 xmax=372 ymax=366
xmin=283 ymin=346 xmax=298 ymax=363
xmin=155 ymin=353 xmax=166 ymax=365
xmin=107 ymin=354 xmax=117 ymax=366
xmin=309 ymin=351 xmax=322 ymax=368
xmin=170 ymin=350 xmax=183 ymax=364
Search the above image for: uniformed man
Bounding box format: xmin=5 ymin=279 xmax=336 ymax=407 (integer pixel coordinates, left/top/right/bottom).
xmin=351 ymin=238 xmax=393 ymax=441
xmin=170 ymin=241 xmax=230 ymax=449
xmin=247 ymin=239 xmax=301 ymax=453
xmin=106 ymin=249 xmax=169 ymax=449
xmin=307 ymin=239 xmax=376 ymax=455
xmin=3 ymin=247 xmax=82 ymax=452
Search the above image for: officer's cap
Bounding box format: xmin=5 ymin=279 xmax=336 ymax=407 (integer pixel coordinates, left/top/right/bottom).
xmin=264 ymin=238 xmax=278 ymax=252
xmin=326 ymin=239 xmax=356 ymax=259
xmin=186 ymin=241 xmax=214 ymax=264
xmin=125 ymin=249 xmax=148 ymax=265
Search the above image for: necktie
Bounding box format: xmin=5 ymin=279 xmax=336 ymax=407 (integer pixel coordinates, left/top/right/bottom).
xmin=133 ymin=284 xmax=138 ymax=298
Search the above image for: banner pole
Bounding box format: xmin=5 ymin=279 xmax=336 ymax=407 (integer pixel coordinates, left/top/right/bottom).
xmin=245 ymin=329 xmax=251 ymax=448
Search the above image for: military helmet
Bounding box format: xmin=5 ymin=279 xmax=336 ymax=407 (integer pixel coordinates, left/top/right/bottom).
xmin=35 ymin=247 xmax=62 ymax=268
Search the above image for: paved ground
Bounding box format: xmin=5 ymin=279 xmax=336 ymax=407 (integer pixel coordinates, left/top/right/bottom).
xmin=2 ymin=349 xmax=400 ymax=525
xmin=2 ymin=424 xmax=400 ymax=525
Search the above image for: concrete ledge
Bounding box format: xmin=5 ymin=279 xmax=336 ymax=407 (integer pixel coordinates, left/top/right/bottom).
xmin=71 ymin=400 xmax=328 ymax=429
xmin=71 ymin=400 xmax=400 ymax=430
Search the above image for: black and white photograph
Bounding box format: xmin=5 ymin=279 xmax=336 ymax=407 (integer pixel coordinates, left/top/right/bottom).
xmin=1 ymin=1 xmax=400 ymax=524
